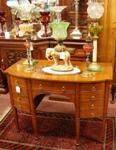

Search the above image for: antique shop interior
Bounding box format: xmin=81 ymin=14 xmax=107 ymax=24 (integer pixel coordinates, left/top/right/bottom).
xmin=0 ymin=0 xmax=116 ymax=149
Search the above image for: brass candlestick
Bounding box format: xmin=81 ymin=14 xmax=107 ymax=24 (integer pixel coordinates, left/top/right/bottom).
xmin=24 ymin=39 xmax=34 ymax=71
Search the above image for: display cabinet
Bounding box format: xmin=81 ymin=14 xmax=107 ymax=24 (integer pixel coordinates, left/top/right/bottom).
xmin=60 ymin=0 xmax=88 ymax=33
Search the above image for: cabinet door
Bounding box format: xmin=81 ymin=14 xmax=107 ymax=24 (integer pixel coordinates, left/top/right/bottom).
xmin=60 ymin=0 xmax=88 ymax=35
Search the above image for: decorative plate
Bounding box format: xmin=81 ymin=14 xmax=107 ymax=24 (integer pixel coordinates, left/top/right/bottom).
xmin=42 ymin=66 xmax=81 ymax=75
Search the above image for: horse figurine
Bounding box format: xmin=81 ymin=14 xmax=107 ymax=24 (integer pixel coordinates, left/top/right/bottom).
xmin=45 ymin=47 xmax=73 ymax=71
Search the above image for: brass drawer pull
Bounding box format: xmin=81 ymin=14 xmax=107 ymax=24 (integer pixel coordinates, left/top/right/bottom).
xmin=90 ymin=112 xmax=95 ymax=116
xmin=61 ymin=86 xmax=65 ymax=92
xmin=89 ymin=96 xmax=96 ymax=102
xmin=39 ymin=84 xmax=42 ymax=88
xmin=91 ymin=95 xmax=96 ymax=99
xmin=92 ymin=86 xmax=96 ymax=91
xmin=89 ymin=103 xmax=95 ymax=110
xmin=90 ymin=104 xmax=95 ymax=107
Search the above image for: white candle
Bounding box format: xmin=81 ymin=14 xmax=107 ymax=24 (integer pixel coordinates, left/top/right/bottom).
xmin=30 ymin=42 xmax=33 ymax=51
xmin=92 ymin=39 xmax=97 ymax=62
xmin=56 ymin=0 xmax=59 ymax=5
xmin=5 ymin=32 xmax=10 ymax=39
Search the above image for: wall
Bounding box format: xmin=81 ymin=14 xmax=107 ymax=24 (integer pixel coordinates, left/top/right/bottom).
xmin=103 ymin=0 xmax=116 ymax=83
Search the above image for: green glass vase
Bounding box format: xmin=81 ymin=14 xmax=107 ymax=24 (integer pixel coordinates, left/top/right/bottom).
xmin=50 ymin=21 xmax=70 ymax=41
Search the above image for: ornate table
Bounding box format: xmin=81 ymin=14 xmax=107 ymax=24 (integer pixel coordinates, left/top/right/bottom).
xmin=5 ymin=59 xmax=113 ymax=147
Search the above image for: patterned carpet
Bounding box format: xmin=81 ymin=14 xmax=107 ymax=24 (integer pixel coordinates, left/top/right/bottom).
xmin=0 ymin=110 xmax=114 ymax=150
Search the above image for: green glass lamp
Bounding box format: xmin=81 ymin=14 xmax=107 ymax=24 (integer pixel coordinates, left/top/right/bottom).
xmin=45 ymin=21 xmax=74 ymax=71
xmin=50 ymin=21 xmax=70 ymax=42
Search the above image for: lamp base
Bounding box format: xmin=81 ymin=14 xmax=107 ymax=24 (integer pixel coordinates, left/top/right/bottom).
xmin=70 ymin=27 xmax=82 ymax=39
xmin=88 ymin=62 xmax=102 ymax=72
xmin=22 ymin=59 xmax=38 ymax=72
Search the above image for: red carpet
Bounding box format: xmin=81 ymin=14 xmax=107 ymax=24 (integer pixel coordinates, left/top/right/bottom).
xmin=0 ymin=111 xmax=114 ymax=150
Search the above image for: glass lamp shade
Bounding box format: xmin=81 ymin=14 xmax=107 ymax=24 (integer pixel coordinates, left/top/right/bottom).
xmin=18 ymin=0 xmax=35 ymax=21
xmin=7 ymin=0 xmax=19 ymax=8
xmin=50 ymin=21 xmax=70 ymax=41
xmin=87 ymin=1 xmax=104 ymax=19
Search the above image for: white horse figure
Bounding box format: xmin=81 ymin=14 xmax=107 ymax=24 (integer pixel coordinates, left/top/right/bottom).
xmin=45 ymin=48 xmax=72 ymax=67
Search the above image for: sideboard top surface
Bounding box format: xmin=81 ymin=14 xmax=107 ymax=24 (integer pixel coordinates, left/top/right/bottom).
xmin=5 ymin=59 xmax=113 ymax=83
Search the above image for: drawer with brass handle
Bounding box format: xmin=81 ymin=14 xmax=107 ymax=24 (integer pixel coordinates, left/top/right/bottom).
xmin=80 ymin=100 xmax=104 ymax=110
xmin=10 ymin=76 xmax=28 ymax=97
xmin=14 ymin=99 xmax=31 ymax=113
xmin=31 ymin=80 xmax=76 ymax=94
xmin=80 ymin=82 xmax=105 ymax=92
xmin=80 ymin=108 xmax=104 ymax=118
xmin=80 ymin=91 xmax=105 ymax=102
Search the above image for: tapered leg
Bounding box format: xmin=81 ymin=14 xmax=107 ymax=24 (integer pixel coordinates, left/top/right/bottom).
xmin=13 ymin=107 xmax=19 ymax=131
xmin=111 ymin=86 xmax=116 ymax=104
xmin=75 ymin=116 xmax=80 ymax=149
xmin=75 ymin=85 xmax=80 ymax=148
xmin=32 ymin=114 xmax=38 ymax=135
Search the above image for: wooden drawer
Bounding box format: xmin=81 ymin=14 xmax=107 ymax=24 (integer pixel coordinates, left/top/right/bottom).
xmin=10 ymin=76 xmax=28 ymax=98
xmin=80 ymin=100 xmax=104 ymax=118
xmin=80 ymin=100 xmax=104 ymax=110
xmin=13 ymin=97 xmax=31 ymax=113
xmin=80 ymin=82 xmax=105 ymax=92
xmin=80 ymin=108 xmax=103 ymax=118
xmin=31 ymin=80 xmax=76 ymax=94
xmin=80 ymin=91 xmax=105 ymax=102
xmin=31 ymin=80 xmax=76 ymax=102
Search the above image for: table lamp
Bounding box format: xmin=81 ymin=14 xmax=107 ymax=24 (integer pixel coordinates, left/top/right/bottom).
xmin=87 ymin=0 xmax=104 ymax=72
xmin=46 ymin=21 xmax=73 ymax=71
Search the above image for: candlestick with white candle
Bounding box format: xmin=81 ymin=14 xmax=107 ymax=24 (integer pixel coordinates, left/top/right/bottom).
xmin=56 ymin=0 xmax=59 ymax=5
xmin=92 ymin=38 xmax=97 ymax=62
xmin=88 ymin=37 xmax=101 ymax=72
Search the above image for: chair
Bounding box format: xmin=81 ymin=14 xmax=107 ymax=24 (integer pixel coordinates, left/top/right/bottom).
xmin=111 ymin=84 xmax=116 ymax=103
xmin=0 ymin=69 xmax=8 ymax=94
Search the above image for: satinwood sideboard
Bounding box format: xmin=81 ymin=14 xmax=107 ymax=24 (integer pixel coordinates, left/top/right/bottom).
xmin=5 ymin=59 xmax=113 ymax=147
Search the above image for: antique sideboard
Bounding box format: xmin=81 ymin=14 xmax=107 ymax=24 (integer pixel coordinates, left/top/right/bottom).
xmin=5 ymin=59 xmax=113 ymax=147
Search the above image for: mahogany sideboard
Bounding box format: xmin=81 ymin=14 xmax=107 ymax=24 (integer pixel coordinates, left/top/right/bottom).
xmin=5 ymin=59 xmax=113 ymax=147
